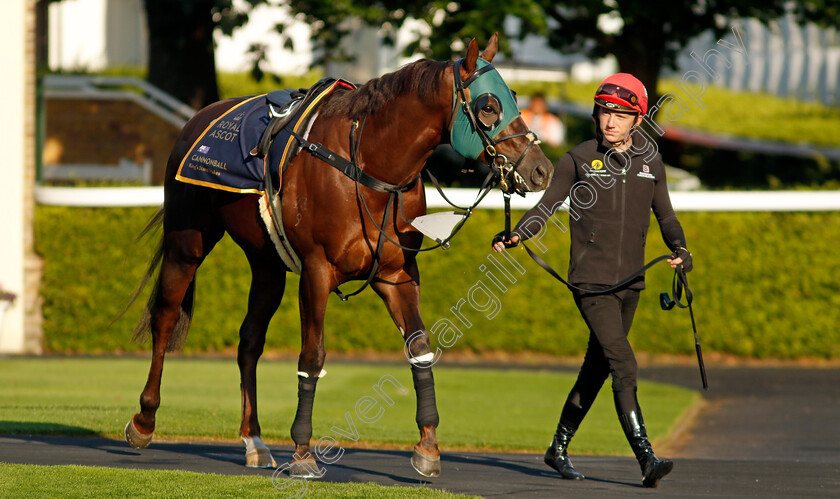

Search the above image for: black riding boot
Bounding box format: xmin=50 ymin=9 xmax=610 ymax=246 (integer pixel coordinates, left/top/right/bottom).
xmin=617 ymin=408 xmax=673 ymax=487
xmin=544 ymin=421 xmax=585 ymax=480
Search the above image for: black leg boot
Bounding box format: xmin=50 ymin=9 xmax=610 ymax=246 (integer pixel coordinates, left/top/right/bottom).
xmin=544 ymin=422 xmax=585 ymax=480
xmin=617 ymin=408 xmax=673 ymax=487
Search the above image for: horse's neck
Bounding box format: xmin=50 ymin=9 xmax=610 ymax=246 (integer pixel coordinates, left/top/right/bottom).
xmin=359 ymin=95 xmax=448 ymax=186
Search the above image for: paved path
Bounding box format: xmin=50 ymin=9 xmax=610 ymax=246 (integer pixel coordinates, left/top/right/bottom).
xmin=2 ymin=365 xmax=840 ymax=497
xmin=642 ymin=365 xmax=840 ymax=463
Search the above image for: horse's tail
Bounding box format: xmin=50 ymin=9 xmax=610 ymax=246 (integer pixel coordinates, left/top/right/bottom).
xmin=112 ymin=207 xmax=194 ymax=352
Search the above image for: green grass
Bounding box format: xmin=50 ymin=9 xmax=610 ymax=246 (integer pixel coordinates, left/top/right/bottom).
xmin=655 ymin=81 xmax=840 ymax=147
xmin=0 ymin=463 xmax=473 ymax=498
xmin=0 ymin=358 xmax=697 ymax=456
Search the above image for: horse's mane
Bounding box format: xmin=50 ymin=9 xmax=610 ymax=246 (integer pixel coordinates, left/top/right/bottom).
xmin=320 ymin=59 xmax=451 ymax=120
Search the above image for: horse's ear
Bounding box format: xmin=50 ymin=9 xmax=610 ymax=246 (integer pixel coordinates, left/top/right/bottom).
xmin=461 ymin=38 xmax=479 ymax=79
xmin=479 ymin=33 xmax=498 ymax=62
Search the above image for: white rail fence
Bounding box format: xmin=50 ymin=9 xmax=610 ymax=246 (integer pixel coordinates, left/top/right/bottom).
xmin=35 ymin=186 xmax=840 ymax=211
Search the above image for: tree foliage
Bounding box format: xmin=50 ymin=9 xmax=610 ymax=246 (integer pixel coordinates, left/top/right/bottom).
xmin=143 ymin=0 xmax=273 ymax=109
xmin=284 ymin=1 xmax=837 ymax=106
xmin=283 ymin=1 xmax=547 ymax=66
xmin=51 ymin=1 xmax=839 ymax=110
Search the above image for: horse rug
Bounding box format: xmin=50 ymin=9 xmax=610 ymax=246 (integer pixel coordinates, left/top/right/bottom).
xmin=175 ymin=79 xmax=354 ymax=274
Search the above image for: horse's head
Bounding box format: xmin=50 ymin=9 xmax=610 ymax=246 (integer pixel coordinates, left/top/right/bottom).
xmin=449 ymin=34 xmax=553 ymax=195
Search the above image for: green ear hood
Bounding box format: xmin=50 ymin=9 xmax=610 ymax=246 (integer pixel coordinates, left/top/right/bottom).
xmin=450 ymin=58 xmax=520 ymax=159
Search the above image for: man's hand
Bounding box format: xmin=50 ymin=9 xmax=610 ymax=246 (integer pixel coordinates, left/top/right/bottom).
xmin=667 ymin=247 xmax=693 ymax=272
xmin=492 ymin=231 xmax=520 ymax=252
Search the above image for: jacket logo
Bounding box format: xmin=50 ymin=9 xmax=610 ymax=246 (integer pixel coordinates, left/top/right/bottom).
xmin=587 ymin=159 xmax=612 ymax=178
xmin=637 ymin=164 xmax=655 ymax=180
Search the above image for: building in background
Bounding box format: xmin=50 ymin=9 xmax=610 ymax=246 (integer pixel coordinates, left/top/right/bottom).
xmin=48 ymin=0 xmax=147 ymax=70
xmin=46 ymin=0 xmax=312 ymax=74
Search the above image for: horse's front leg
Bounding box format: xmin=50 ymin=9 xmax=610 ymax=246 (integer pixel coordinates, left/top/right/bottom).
xmin=288 ymin=259 xmax=333 ymax=478
xmin=373 ymin=272 xmax=441 ymax=478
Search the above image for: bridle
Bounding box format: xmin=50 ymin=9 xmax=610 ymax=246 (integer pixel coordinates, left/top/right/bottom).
xmin=449 ymin=58 xmax=540 ymax=194
xmin=347 ymin=57 xmax=546 ymax=256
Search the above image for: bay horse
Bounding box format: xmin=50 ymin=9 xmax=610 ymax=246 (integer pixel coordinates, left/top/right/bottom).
xmin=123 ymin=34 xmax=553 ymax=477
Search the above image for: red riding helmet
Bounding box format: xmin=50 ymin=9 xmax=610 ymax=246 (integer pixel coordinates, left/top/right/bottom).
xmin=594 ymin=73 xmax=648 ymax=115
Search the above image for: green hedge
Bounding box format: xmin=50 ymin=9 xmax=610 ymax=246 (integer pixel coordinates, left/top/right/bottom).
xmin=35 ymin=206 xmax=840 ymax=359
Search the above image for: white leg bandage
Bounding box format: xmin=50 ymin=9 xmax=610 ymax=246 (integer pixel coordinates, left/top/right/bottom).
xmin=409 ymin=352 xmax=436 ymax=365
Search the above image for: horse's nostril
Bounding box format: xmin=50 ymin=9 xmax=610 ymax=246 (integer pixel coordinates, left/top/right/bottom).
xmin=531 ymin=167 xmax=545 ymax=185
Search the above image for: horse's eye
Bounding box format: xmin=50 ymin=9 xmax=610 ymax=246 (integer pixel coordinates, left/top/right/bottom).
xmin=474 ymin=93 xmax=502 ymax=130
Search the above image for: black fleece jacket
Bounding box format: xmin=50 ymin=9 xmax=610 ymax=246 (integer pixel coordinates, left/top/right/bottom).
xmin=512 ymin=131 xmax=687 ymax=289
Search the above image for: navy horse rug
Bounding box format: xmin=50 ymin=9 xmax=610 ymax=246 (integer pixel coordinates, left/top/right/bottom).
xmin=175 ymin=79 xmax=354 ymax=194
xmin=175 ymin=79 xmax=356 ymax=275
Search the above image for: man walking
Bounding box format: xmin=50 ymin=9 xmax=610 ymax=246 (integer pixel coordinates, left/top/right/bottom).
xmin=492 ymin=73 xmax=692 ymax=488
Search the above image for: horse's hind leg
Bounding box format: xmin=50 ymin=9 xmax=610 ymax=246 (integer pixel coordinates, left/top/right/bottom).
xmin=125 ymin=228 xmax=220 ymax=448
xmin=237 ymin=248 xmax=287 ymax=467
xmin=372 ymin=272 xmax=441 ymax=478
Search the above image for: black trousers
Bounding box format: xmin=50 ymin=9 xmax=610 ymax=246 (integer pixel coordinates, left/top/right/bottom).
xmin=560 ymin=287 xmax=642 ymax=429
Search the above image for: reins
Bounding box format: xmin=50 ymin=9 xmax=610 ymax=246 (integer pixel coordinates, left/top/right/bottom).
xmin=517 ymin=230 xmax=708 ymax=390
xmin=331 ymin=115 xmax=505 ymax=300
xmin=661 ymin=266 xmax=708 ymax=390
xmin=522 ymin=242 xmax=672 ymax=295
xmin=288 ymin=117 xmax=420 ymax=195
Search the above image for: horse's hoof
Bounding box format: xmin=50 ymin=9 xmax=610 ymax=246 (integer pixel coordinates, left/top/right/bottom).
xmin=246 ymin=447 xmax=277 ymax=468
xmin=124 ymin=418 xmax=153 ymax=449
xmin=242 ymin=436 xmax=277 ymax=468
xmin=410 ymin=447 xmax=441 ymax=477
xmin=289 ymin=456 xmax=323 ymax=478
